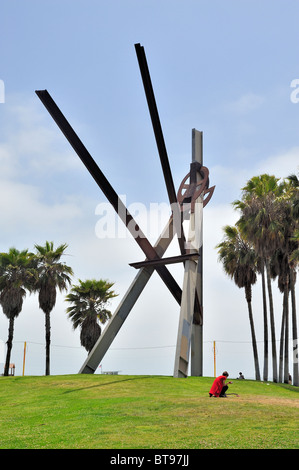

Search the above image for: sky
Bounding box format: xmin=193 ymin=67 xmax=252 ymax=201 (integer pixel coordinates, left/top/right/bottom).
xmin=0 ymin=0 xmax=298 ymax=380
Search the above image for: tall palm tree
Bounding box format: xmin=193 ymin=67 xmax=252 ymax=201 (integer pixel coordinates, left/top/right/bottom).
xmin=268 ymin=175 xmax=298 ymax=384
xmin=0 ymin=248 xmax=36 ymax=376
xmin=283 ymin=174 xmax=299 ymax=386
xmin=216 ymin=225 xmax=261 ymax=380
xmin=34 ymin=241 xmax=73 ymax=375
xmin=234 ymin=174 xmax=284 ymax=382
xmin=271 ymin=249 xmax=291 ymax=383
xmin=65 ymin=279 xmax=117 ymax=354
xmin=256 ymin=257 xmax=269 ymax=381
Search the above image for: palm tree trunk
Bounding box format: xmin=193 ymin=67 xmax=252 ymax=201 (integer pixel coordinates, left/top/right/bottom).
xmin=245 ymin=285 xmax=261 ymax=381
xmin=290 ymin=269 xmax=298 ymax=386
xmin=283 ymin=282 xmax=289 ymax=384
xmin=261 ymin=265 xmax=268 ymax=381
xmin=279 ymin=301 xmax=285 ymax=383
xmin=266 ymin=258 xmax=278 ymax=382
xmin=4 ymin=317 xmax=15 ymax=376
xmin=45 ymin=311 xmax=51 ymax=376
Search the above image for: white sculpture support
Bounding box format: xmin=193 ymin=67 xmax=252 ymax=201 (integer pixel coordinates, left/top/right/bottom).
xmin=173 ymin=129 xmax=203 ymax=378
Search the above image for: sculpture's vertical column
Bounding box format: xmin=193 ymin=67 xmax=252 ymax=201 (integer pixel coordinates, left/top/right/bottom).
xmin=173 ymin=129 xmax=203 ymax=378
xmin=191 ymin=130 xmax=203 ymax=377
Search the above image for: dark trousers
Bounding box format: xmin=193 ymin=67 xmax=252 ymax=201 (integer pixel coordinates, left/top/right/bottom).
xmin=219 ymin=385 xmax=228 ymax=397
xmin=210 ymin=385 xmax=229 ymax=397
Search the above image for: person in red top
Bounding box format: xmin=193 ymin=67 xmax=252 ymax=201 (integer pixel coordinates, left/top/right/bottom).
xmin=209 ymin=371 xmax=232 ymax=397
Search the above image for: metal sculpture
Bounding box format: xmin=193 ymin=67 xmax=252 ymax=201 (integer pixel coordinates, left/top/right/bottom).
xmin=36 ymin=43 xmax=215 ymax=377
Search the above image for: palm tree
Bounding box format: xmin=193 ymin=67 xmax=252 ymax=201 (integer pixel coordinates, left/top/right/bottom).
xmin=234 ymin=174 xmax=285 ymax=382
xmin=271 ymin=249 xmax=291 ymax=383
xmin=256 ymin=257 xmax=269 ymax=381
xmin=0 ymin=248 xmax=36 ymax=376
xmin=34 ymin=241 xmax=73 ymax=375
xmin=268 ymin=175 xmax=298 ymax=384
xmin=216 ymin=225 xmax=261 ymax=380
xmin=65 ymin=279 xmax=117 ymax=354
xmin=283 ymin=174 xmax=299 ymax=386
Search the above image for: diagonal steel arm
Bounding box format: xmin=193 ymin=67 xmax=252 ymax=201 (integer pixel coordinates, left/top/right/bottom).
xmin=135 ymin=43 xmax=186 ymax=255
xmin=79 ymin=214 xmax=176 ymax=373
xmin=35 ymin=89 xmax=182 ymax=304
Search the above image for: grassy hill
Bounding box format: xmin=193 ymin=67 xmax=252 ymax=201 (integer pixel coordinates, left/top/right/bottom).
xmin=0 ymin=374 xmax=298 ymax=449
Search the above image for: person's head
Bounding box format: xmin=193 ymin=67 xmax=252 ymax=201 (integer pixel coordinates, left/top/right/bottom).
xmin=222 ymin=371 xmax=229 ymax=377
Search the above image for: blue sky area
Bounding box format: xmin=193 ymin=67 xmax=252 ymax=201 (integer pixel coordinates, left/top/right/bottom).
xmin=0 ymin=1 xmax=298 ymax=379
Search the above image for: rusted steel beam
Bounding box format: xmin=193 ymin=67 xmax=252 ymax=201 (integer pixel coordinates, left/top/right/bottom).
xmin=35 ymin=89 xmax=182 ymax=304
xmin=135 ymin=43 xmax=186 ymax=255
xmin=129 ymin=253 xmax=199 ymax=269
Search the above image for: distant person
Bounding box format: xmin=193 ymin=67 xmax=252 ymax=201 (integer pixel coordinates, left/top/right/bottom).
xmin=288 ymin=373 xmax=292 ymax=385
xmin=209 ymin=371 xmax=232 ymax=397
xmin=237 ymin=372 xmax=245 ymax=380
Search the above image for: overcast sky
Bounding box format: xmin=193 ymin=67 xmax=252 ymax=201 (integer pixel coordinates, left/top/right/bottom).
xmin=0 ymin=0 xmax=298 ymax=380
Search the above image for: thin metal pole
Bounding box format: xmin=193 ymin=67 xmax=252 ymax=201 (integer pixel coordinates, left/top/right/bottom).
xmin=213 ymin=341 xmax=216 ymax=377
xmin=22 ymin=341 xmax=27 ymax=376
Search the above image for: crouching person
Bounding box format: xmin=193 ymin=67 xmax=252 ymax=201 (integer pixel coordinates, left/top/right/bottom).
xmin=209 ymin=371 xmax=232 ymax=397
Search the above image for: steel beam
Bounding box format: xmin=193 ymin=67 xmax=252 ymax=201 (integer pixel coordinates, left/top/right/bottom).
xmin=129 ymin=253 xmax=199 ymax=269
xmin=173 ymin=129 xmax=204 ymax=378
xmin=191 ymin=129 xmax=204 ymax=376
xmin=35 ymin=89 xmax=182 ymax=305
xmin=135 ymin=43 xmax=186 ymax=255
xmin=135 ymin=44 xmax=177 ymax=207
xmin=79 ymin=215 xmax=176 ymax=373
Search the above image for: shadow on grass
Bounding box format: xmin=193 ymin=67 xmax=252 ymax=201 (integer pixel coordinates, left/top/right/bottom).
xmin=62 ymin=375 xmax=155 ymax=394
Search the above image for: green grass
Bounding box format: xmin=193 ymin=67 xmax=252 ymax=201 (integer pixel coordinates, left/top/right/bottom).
xmin=0 ymin=374 xmax=298 ymax=449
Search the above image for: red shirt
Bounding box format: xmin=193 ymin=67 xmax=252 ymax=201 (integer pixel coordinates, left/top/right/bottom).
xmin=209 ymin=375 xmax=227 ymax=397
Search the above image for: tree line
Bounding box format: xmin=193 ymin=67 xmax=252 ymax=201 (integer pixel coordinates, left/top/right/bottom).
xmin=0 ymin=241 xmax=117 ymax=376
xmin=216 ymin=173 xmax=298 ymax=386
xmin=1 ymin=173 xmax=298 ymax=383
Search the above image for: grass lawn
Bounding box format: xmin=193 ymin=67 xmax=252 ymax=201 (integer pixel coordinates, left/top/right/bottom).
xmin=0 ymin=374 xmax=298 ymax=449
